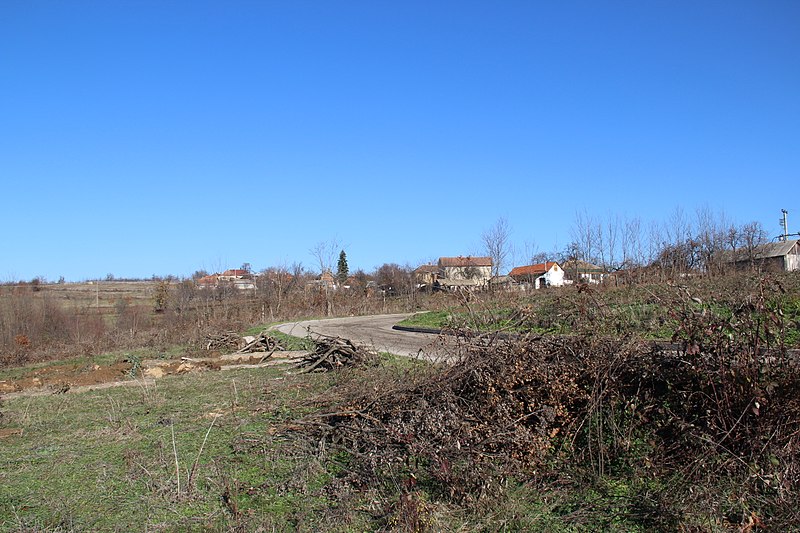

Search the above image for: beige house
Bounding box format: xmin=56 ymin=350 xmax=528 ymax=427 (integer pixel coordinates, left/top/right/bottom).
xmin=413 ymin=264 xmax=439 ymax=287
xmin=437 ymin=256 xmax=493 ymax=288
xmin=306 ymin=270 xmax=337 ymax=291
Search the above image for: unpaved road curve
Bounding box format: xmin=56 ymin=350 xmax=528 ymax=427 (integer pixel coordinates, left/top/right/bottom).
xmin=273 ymin=313 xmax=442 ymax=358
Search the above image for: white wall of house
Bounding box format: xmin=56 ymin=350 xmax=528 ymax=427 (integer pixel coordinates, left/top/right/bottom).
xmin=787 ymin=254 xmax=800 ymax=272
xmin=536 ymin=264 xmax=565 ymax=289
xmin=578 ymin=271 xmax=605 ymax=284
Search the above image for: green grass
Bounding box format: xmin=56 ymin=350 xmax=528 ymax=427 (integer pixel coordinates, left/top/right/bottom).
xmin=267 ymin=329 xmax=316 ymax=351
xmin=0 ymin=364 xmax=370 ymax=531
xmin=398 ymin=310 xmax=452 ymax=330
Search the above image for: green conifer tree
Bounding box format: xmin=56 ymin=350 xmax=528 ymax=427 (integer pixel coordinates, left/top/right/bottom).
xmin=336 ymin=250 xmax=349 ymax=284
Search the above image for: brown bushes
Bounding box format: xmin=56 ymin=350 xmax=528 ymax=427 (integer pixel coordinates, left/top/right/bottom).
xmin=0 ymin=279 xmax=435 ymax=368
xmin=298 ymin=278 xmax=800 ymax=528
xmin=0 ymin=288 xmax=76 ymax=365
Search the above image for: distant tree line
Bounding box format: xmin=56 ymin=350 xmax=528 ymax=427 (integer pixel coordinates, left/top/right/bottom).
xmin=484 ymin=206 xmax=773 ymax=281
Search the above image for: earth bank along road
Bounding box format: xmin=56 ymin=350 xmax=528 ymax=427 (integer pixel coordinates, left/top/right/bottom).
xmin=273 ymin=313 xmax=444 ymax=359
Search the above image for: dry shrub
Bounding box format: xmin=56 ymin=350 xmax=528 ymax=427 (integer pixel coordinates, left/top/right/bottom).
xmin=0 ymin=288 xmax=75 ymax=365
xmin=13 ymin=334 xmax=30 ymax=348
xmin=307 ymin=334 xmax=632 ymax=501
xmin=303 ymin=319 xmax=800 ymax=527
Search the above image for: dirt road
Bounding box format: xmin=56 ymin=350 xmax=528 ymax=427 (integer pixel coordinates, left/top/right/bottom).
xmin=273 ymin=313 xmax=444 ymax=358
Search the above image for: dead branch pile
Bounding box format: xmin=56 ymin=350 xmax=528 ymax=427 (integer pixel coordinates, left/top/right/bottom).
xmin=204 ymin=331 xmax=283 ymax=354
xmin=204 ymin=332 xmax=241 ymax=351
xmin=297 ymin=334 xmax=377 ymax=373
xmin=305 ymin=334 xmax=605 ymax=499
xmin=299 ymin=329 xmax=800 ymax=527
xmin=235 ymin=331 xmax=283 ymax=354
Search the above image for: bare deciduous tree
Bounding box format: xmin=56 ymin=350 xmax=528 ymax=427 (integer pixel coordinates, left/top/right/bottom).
xmin=309 ymin=238 xmax=341 ymax=276
xmin=374 ymin=263 xmax=413 ymax=296
xmin=258 ymin=262 xmax=301 ymax=320
xmin=739 ymin=221 xmax=767 ymax=267
xmin=482 ymin=217 xmax=511 ymax=277
xmin=571 ymin=209 xmax=596 ymax=264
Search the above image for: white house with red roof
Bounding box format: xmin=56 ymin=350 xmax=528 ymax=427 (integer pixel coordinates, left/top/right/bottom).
xmin=509 ymin=262 xmax=565 ymax=289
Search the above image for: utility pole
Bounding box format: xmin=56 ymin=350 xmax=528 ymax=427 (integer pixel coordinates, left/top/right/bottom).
xmin=780 ymin=209 xmax=789 ymax=241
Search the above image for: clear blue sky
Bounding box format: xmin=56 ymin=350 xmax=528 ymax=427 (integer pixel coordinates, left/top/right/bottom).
xmin=2 ymin=1 xmax=798 ymax=281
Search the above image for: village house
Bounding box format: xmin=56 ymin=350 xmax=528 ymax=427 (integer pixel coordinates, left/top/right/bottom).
xmin=437 ymin=256 xmax=493 ymax=289
xmin=561 ymin=259 xmax=607 ymax=284
xmin=306 ymin=270 xmax=337 ymax=291
xmin=722 ymin=239 xmax=800 ymax=272
xmin=509 ymin=261 xmax=565 ymax=289
xmin=413 ymin=264 xmax=439 ymax=288
xmin=196 ymin=274 xmax=220 ymax=289
xmin=218 ymin=269 xmax=250 ymax=281
xmin=197 ymin=269 xmax=256 ymax=290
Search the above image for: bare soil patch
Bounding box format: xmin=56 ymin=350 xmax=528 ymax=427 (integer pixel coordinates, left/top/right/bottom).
xmin=0 ymin=428 xmax=24 ymax=439
xmin=0 ymin=361 xmax=133 ymax=394
xmin=0 ymin=350 xmax=310 ymax=399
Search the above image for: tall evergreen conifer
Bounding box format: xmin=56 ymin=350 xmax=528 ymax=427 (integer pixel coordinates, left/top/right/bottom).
xmin=336 ymin=250 xmax=349 ymax=283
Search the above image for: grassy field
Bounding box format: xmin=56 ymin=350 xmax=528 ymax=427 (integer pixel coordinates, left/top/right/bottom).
xmin=0 ymin=351 xmax=599 ymax=532
xmin=2 ymin=273 xmax=799 ymax=531
xmin=0 ymin=361 xmax=364 ymax=531
xmin=1 ymin=281 xmax=158 ymax=313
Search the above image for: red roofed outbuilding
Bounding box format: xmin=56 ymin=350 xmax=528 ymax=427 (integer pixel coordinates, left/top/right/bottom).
xmin=509 ymin=262 xmax=565 ymax=289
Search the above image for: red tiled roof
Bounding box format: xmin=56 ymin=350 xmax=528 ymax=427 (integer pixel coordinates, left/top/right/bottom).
xmin=414 ymin=264 xmax=438 ymax=273
xmin=438 ymin=256 xmax=493 ymax=268
xmin=509 ymin=262 xmax=559 ymax=277
xmin=222 ymin=269 xmax=248 ymax=277
xmin=197 ymin=275 xmax=219 ymax=285
xmin=262 ymin=271 xmax=293 ymax=282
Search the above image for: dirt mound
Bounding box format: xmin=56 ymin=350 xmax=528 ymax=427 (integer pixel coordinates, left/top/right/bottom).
xmin=0 ymin=361 xmax=133 ymax=394
xmin=1 ymin=349 xmax=310 ymax=398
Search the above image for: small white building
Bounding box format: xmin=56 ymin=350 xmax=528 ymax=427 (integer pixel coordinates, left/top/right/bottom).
xmin=509 ymin=262 xmax=565 ymax=289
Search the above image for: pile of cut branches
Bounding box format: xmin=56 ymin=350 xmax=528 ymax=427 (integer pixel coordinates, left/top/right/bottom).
xmin=204 ymin=330 xmax=283 ymax=354
xmin=204 ymin=332 xmax=241 ymax=351
xmin=299 ymin=325 xmax=800 ymax=528
xmin=297 ymin=334 xmax=377 ymax=373
xmin=235 ymin=331 xmax=283 ymax=354
xmin=303 ymin=334 xmax=614 ymax=499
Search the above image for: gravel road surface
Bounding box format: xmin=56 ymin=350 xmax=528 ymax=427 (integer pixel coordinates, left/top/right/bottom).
xmin=273 ymin=313 xmax=443 ymax=358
